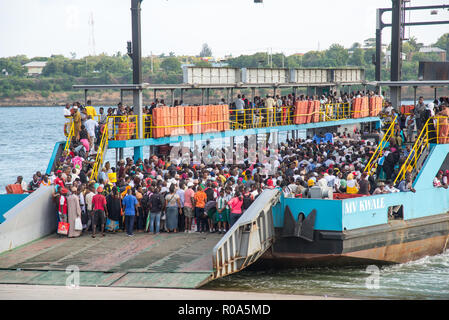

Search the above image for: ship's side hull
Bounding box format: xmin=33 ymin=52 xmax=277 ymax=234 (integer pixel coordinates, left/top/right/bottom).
xmin=255 ymin=213 xmax=449 ymax=268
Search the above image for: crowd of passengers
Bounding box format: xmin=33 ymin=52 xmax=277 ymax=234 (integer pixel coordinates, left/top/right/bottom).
xmin=12 ymin=94 xmax=449 ymax=238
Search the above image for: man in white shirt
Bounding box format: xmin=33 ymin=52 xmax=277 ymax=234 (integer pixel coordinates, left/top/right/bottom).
xmin=235 ymin=94 xmax=245 ymax=126
xmin=265 ymin=95 xmax=276 ymax=127
xmin=84 ymin=115 xmax=98 ymax=150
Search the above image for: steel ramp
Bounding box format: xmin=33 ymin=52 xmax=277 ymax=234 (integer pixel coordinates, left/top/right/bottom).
xmin=0 ymin=232 xmax=221 ymax=289
xmin=212 ymin=189 xmax=281 ymax=279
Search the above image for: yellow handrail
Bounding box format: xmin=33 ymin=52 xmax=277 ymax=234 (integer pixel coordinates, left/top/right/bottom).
xmin=90 ymin=125 xmax=109 ymax=181
xmin=64 ymin=121 xmax=74 ymax=152
xmin=364 ymin=116 xmax=398 ymax=174
xmin=392 ymin=116 xmax=449 ymax=185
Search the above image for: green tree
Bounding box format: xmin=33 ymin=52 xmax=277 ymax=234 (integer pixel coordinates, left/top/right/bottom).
xmin=434 ymin=33 xmax=449 ymax=60
xmin=302 ymin=51 xmax=324 ymax=67
xmin=286 ymin=55 xmax=302 ymax=68
xmin=160 ymin=57 xmax=181 ymax=73
xmin=325 ymin=44 xmax=349 ymax=67
xmin=348 ymin=47 xmax=365 ymax=66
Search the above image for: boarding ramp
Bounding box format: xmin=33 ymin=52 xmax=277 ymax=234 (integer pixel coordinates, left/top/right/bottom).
xmin=0 ymin=188 xmax=282 ymax=288
xmin=212 ymin=189 xmax=281 ymax=279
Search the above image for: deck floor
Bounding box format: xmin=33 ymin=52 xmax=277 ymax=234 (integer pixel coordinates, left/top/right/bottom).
xmin=0 ymin=231 xmax=221 ymax=288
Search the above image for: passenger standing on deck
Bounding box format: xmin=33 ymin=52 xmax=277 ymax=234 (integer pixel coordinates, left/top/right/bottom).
xmin=183 ymin=182 xmax=195 ymax=233
xmin=165 ymin=184 xmax=181 ymax=233
xmin=405 ymin=110 xmax=416 ymax=143
xmin=84 ymin=115 xmax=98 ymax=152
xmin=235 ymin=94 xmax=245 ymax=126
xmin=54 ymin=187 xmax=68 ymax=224
xmin=215 ymin=189 xmax=229 ymax=234
xmin=72 ymin=105 xmax=82 ymax=141
xmin=436 ymin=103 xmax=449 ymax=144
xmin=105 ymin=187 xmax=121 ymax=232
xmin=91 ymin=186 xmax=107 ymax=238
xmin=84 ymin=100 xmax=97 ymax=119
xmin=265 ymin=95 xmax=276 ymax=127
xmin=122 ymin=188 xmax=138 ymax=237
xmin=149 ymin=187 xmax=164 ymax=234
xmin=64 ymin=103 xmax=72 ymax=136
xmin=228 ymin=191 xmax=243 ymax=227
xmin=67 ymin=187 xmax=82 ymax=238
xmin=415 ymin=97 xmax=426 ymax=132
xmin=194 ymin=185 xmax=208 ymax=233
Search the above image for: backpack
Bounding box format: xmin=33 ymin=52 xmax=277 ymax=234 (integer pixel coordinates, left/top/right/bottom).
xmin=242 ymin=193 xmax=253 ymax=210
xmin=150 ymin=193 xmax=163 ymax=212
xmin=141 ymin=192 xmax=152 ymax=211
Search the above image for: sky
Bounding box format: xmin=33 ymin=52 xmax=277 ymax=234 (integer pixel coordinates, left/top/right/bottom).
xmin=1 ymin=0 xmax=448 ymax=59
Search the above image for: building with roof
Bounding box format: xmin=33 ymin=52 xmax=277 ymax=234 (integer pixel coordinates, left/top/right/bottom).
xmin=419 ymin=46 xmax=447 ymax=61
xmin=22 ymin=61 xmax=47 ymax=76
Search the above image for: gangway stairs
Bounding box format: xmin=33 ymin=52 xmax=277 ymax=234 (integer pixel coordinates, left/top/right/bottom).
xmin=0 ymin=189 xmax=281 ymax=288
xmin=364 ymin=115 xmax=397 ymax=175
xmin=393 ymin=117 xmax=437 ymax=185
xmin=90 ymin=124 xmax=109 ymax=181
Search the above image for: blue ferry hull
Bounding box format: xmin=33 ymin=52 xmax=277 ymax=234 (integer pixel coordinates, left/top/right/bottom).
xmin=257 ymin=143 xmax=449 ymax=267
xmin=256 ymin=213 xmax=449 ymax=267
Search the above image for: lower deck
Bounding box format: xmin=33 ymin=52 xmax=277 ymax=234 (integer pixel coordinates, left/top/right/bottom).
xmin=0 ymin=232 xmax=221 ymax=288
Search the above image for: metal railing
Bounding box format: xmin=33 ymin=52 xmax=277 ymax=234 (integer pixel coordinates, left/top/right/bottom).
xmin=364 ymin=115 xmax=398 ymax=174
xmin=211 ymin=189 xmax=281 ymax=280
xmin=90 ymin=124 xmax=109 ymax=181
xmin=64 ymin=121 xmax=74 ymax=152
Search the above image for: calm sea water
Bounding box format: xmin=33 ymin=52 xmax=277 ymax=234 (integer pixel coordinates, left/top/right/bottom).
xmin=1 ymin=105 xmax=448 ymax=299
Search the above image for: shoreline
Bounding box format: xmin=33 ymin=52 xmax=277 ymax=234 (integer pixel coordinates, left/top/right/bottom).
xmin=0 ymin=284 xmax=349 ymax=300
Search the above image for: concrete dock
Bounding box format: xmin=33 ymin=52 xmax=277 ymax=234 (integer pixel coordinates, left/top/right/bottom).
xmin=0 ymin=284 xmax=343 ymax=300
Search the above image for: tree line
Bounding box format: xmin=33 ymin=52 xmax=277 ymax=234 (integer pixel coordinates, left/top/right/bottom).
xmin=0 ymin=33 xmax=447 ymax=99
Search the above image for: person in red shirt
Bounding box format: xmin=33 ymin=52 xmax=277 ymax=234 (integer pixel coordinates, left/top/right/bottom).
xmin=54 ymin=170 xmax=65 ymax=189
xmin=56 ymin=187 xmax=68 ymax=223
xmin=91 ymin=186 xmax=108 ymax=238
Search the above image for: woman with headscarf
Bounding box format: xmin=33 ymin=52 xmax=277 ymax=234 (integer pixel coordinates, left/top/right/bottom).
xmin=67 ymin=187 xmax=82 ymax=238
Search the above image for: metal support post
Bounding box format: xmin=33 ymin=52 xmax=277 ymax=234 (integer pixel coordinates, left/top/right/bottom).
xmin=390 ymin=0 xmax=403 ymax=111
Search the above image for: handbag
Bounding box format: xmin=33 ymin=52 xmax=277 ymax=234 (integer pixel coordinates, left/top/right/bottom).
xmin=57 ymin=222 xmax=69 ymax=235
xmin=74 ymin=217 xmax=83 ymax=231
xmin=105 ymin=218 xmax=119 ymax=231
